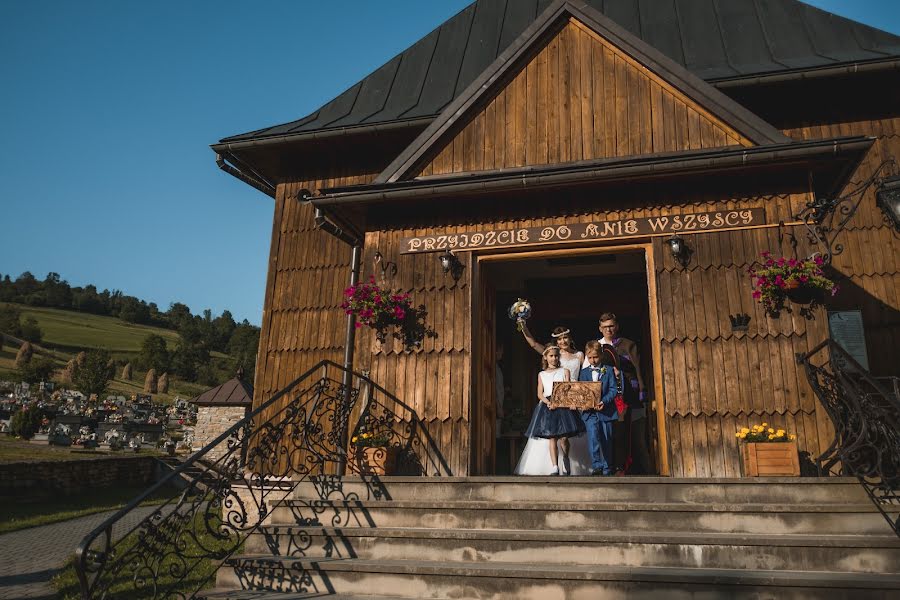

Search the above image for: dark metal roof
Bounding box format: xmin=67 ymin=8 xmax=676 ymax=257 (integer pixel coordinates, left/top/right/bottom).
xmin=191 ymin=377 xmax=254 ymax=407
xmin=219 ymin=0 xmax=900 ymax=145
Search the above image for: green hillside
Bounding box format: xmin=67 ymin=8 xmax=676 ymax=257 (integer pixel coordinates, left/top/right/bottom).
xmin=5 ymin=304 xmax=181 ymax=354
xmin=0 ymin=304 xmax=224 ymax=402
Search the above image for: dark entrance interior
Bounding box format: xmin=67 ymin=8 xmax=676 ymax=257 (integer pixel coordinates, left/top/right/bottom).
xmin=482 ymin=249 xmax=656 ymax=475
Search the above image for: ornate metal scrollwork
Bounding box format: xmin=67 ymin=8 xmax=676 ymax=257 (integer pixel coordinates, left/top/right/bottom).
xmin=372 ymin=251 xmax=398 ymax=287
xmin=797 ymin=341 xmax=900 ymax=537
xmin=795 ymin=159 xmax=898 ymax=265
xmin=75 ymin=361 xmax=450 ymax=599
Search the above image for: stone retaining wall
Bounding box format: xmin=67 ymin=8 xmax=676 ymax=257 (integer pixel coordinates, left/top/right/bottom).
xmin=0 ymin=456 xmax=157 ymax=499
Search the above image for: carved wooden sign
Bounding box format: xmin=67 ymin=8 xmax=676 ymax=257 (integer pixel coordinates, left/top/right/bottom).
xmin=549 ymin=382 xmax=604 ymax=410
xmin=400 ymin=209 xmax=766 ymax=254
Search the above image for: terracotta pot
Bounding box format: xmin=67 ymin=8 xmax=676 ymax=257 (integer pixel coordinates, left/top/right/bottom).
xmin=741 ymin=441 xmax=800 ymax=476
xmin=348 ymin=446 xmax=398 ymax=476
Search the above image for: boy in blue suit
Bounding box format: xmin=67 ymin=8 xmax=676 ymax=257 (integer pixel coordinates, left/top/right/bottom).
xmin=578 ymin=340 xmax=618 ymax=475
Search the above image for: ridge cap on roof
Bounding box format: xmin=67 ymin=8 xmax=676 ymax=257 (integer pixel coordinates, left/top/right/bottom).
xmin=375 ymin=0 xmax=790 ymax=185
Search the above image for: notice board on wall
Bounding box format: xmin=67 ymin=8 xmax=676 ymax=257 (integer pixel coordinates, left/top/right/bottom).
xmin=827 ymin=311 xmax=870 ymax=371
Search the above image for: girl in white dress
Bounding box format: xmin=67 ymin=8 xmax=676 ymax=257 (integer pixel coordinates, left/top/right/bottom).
xmin=515 ymin=346 xmax=586 ymax=476
xmin=516 ymin=324 xmax=591 ymax=475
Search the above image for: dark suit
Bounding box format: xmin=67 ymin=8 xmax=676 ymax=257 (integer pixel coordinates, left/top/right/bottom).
xmin=578 ymin=365 xmax=617 ymax=474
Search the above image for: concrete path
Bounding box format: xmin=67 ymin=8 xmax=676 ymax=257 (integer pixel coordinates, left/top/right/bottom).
xmin=0 ymin=506 xmax=160 ymax=599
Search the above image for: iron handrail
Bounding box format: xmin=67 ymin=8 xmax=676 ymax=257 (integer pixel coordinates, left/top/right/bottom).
xmin=797 ymin=340 xmax=900 ymax=536
xmin=74 ymin=359 xmax=450 ymax=599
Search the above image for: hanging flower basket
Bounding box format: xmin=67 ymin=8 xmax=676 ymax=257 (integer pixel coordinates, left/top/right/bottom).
xmin=342 ymin=276 xmax=438 ymax=351
xmin=748 ymin=252 xmax=838 ymax=319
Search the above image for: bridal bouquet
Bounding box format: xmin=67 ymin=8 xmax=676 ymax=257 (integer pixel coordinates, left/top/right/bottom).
xmin=508 ymin=298 xmax=532 ymax=331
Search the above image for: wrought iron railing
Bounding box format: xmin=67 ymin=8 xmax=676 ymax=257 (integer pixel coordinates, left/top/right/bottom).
xmin=797 ymin=340 xmax=900 ymax=536
xmin=75 ymin=360 xmax=450 ymax=599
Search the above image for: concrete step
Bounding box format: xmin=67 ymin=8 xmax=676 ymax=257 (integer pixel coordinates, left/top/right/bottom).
xmin=291 ymin=476 xmax=870 ymax=505
xmin=215 ymin=557 xmax=900 ymax=599
xmin=243 ymin=526 xmax=900 ymax=573
xmin=201 ymin=591 xmax=428 ymax=600
xmin=270 ymin=499 xmax=889 ymax=535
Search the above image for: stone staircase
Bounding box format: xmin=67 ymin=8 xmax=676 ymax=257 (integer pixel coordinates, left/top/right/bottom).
xmin=203 ymin=476 xmax=900 ymax=599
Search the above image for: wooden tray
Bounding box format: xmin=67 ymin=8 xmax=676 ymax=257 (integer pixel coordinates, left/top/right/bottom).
xmin=549 ymin=381 xmax=603 ymax=410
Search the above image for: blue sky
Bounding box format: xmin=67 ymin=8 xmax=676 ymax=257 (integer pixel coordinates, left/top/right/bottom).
xmin=2 ymin=1 xmax=898 ymax=325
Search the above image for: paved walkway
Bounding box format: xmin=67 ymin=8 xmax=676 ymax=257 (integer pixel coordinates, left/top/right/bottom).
xmin=0 ymin=506 xmax=159 ymax=599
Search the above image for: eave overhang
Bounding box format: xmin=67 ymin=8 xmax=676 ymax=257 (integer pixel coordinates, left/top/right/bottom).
xmin=310 ymin=136 xmax=874 ymax=210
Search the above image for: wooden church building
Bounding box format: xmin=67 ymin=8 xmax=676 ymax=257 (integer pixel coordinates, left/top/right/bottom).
xmin=213 ymin=0 xmax=900 ymax=477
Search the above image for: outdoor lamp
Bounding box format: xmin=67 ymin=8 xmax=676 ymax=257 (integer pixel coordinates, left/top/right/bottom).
xmin=876 ymin=174 xmax=900 ymax=232
xmin=439 ymin=249 xmax=465 ymax=282
xmin=666 ymin=233 xmax=691 ymax=268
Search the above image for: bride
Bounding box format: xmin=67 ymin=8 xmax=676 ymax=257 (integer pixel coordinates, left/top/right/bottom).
xmin=515 ymin=323 xmax=592 ymax=476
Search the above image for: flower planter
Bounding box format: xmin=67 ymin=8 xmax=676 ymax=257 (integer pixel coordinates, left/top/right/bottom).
xmin=783 ymin=283 xmax=824 ymax=306
xmin=741 ymin=441 xmax=800 ymax=477
xmin=348 ymin=446 xmax=399 ymax=476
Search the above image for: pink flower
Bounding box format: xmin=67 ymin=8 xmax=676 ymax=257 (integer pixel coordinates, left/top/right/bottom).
xmin=831 ymin=285 xmax=839 ymax=296
xmin=760 ymin=251 xmax=771 ymax=258
xmin=814 ymin=255 xmax=824 ymax=266
xmin=788 ymin=258 xmax=798 ymax=267
xmin=777 ymin=257 xmax=786 ymax=266
xmin=799 ymin=275 xmax=809 ymax=283
xmin=752 ymin=290 xmax=762 ymax=299
xmin=394 ymin=307 xmax=406 ymax=320
xmin=355 ymin=322 xmax=362 ymax=328
xmin=774 ymin=275 xmax=785 ymax=288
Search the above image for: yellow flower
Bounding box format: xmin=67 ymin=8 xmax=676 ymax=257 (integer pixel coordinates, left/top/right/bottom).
xmin=739 ymin=432 xmax=747 ymax=439
xmin=351 ymin=436 xmax=358 ymax=443
xmin=761 ymin=422 xmax=768 ymax=427
xmin=768 ymin=434 xmax=774 ymax=440
xmin=741 ymin=427 xmax=750 ymax=434
xmin=789 ymin=434 xmax=796 ymax=440
xmin=767 ymin=428 xmax=775 ymax=434
xmin=735 ymin=432 xmax=742 ymax=438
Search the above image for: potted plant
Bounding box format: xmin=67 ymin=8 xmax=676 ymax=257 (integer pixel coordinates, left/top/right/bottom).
xmin=736 ymin=423 xmax=800 ymax=476
xmin=348 ymin=429 xmax=398 ymax=476
xmin=341 ymin=276 xmax=437 ymax=351
xmin=748 ymin=252 xmax=838 ymax=318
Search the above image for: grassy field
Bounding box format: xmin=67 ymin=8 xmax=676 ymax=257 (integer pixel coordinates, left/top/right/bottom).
xmin=0 ymin=477 xmax=176 ymax=534
xmin=0 ymin=304 xmax=224 ymax=403
xmin=4 ymin=304 xmax=180 ymax=354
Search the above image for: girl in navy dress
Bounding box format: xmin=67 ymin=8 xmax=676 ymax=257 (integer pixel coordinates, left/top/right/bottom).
xmin=516 ymin=345 xmax=586 ymax=475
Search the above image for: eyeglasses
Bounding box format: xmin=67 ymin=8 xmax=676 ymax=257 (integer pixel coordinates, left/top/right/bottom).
xmin=599 ymin=325 xmax=616 ymax=330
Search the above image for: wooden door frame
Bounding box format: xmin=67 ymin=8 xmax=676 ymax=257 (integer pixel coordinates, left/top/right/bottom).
xmin=469 ymin=241 xmax=670 ymax=476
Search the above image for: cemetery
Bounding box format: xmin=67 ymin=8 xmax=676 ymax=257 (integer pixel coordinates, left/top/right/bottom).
xmin=0 ymin=379 xmax=197 ymax=456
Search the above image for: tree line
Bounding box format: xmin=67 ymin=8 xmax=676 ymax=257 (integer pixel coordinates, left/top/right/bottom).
xmin=0 ymin=271 xmax=260 ymax=384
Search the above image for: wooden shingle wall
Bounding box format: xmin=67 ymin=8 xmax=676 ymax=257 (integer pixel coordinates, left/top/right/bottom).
xmin=252 ymin=173 xmax=377 ymax=472
xmin=416 ymin=19 xmax=751 ymax=178
xmin=654 ymin=217 xmax=835 ymax=477
xmin=783 ymin=117 xmax=900 ymax=378
xmin=357 ymin=187 xmax=833 ymax=476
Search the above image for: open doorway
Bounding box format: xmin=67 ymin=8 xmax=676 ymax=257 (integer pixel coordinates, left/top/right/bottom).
xmin=476 ymin=247 xmax=659 ymax=476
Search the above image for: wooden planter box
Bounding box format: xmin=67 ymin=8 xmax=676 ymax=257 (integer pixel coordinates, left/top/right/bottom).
xmin=741 ymin=441 xmax=800 ymax=476
xmin=348 ymin=446 xmax=399 ymax=476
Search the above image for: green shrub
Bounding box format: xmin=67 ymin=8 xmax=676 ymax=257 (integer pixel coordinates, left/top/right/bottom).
xmin=10 ymin=404 xmax=43 ymax=439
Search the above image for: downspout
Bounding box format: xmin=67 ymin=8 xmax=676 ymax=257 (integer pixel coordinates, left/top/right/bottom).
xmin=313 ymin=204 xmax=361 ymax=475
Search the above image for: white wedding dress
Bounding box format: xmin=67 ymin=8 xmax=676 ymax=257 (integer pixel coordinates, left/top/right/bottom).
xmin=514 ymin=352 xmax=592 ymax=476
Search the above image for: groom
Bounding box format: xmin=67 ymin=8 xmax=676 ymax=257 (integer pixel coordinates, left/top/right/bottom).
xmin=596 ymin=312 xmax=652 ymax=474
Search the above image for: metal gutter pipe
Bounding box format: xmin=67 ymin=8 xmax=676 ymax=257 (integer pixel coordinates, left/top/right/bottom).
xmin=310 ymin=137 xmax=875 ymax=207
xmin=211 ymin=117 xmax=434 ymax=154
xmin=215 ymin=153 xmax=276 ymax=198
xmin=712 ymin=58 xmax=900 ymax=89
xmin=313 ymin=205 xmax=362 ymax=474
